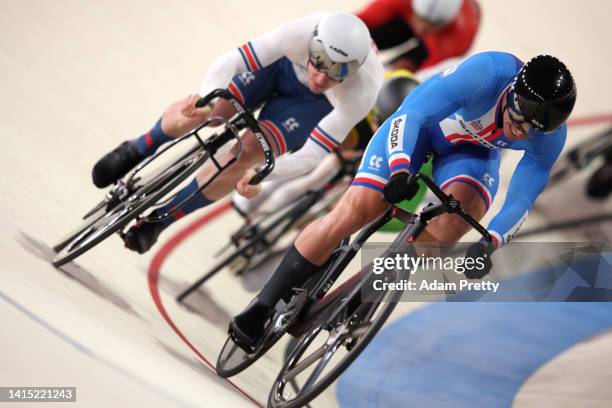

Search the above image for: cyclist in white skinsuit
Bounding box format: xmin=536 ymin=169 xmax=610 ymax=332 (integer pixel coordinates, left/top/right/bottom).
xmin=91 ymin=12 xmax=385 ymax=253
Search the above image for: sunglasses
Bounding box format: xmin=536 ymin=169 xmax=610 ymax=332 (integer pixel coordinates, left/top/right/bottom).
xmin=308 ymin=57 xmax=343 ymax=82
xmin=505 ymin=88 xmax=533 ymax=134
xmin=507 ymin=104 xmax=531 ymax=134
xmin=308 ymin=39 xmax=360 ymax=82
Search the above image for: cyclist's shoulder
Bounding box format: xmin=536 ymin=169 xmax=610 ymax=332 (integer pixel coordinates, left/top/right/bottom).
xmin=434 ymin=52 xmax=520 ymax=103
xmin=449 ymin=52 xmax=521 ymax=80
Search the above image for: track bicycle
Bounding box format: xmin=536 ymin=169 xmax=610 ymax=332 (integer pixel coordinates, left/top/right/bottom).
xmin=52 ymin=89 xmax=274 ymax=266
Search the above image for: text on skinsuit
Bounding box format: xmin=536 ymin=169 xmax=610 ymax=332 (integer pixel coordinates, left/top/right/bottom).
xmin=388 ymin=114 xmax=407 ymax=153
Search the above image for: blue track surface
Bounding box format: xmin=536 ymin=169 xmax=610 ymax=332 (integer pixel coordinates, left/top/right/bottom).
xmin=337 ymin=255 xmax=612 ymax=407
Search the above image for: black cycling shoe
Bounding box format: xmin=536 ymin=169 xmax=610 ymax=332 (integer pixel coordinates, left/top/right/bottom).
xmin=229 ymin=298 xmax=272 ymax=352
xmin=92 ymin=141 xmax=145 ymax=188
xmin=123 ymin=220 xmax=165 ymax=254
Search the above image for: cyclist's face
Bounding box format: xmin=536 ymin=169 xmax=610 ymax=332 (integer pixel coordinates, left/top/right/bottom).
xmin=307 ymin=61 xmax=341 ymax=94
xmin=502 ymin=99 xmax=529 ymax=141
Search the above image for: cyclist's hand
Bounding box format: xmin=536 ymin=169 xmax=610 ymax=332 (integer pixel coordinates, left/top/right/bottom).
xmin=464 ymin=241 xmax=494 ymax=279
xmin=236 ymin=169 xmax=262 ymax=199
xmin=383 ymin=172 xmax=418 ymax=204
xmin=181 ymin=94 xmax=211 ymax=119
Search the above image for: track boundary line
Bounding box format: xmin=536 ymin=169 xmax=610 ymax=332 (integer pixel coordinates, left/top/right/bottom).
xmin=147 ymin=201 xmax=265 ymax=408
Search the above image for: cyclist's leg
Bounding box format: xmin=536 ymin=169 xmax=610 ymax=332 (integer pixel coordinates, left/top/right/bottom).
xmin=161 ymin=65 xmax=285 ymax=206
xmin=91 ymin=74 xmax=255 ymax=188
xmin=296 ymin=112 xmax=421 ymax=264
xmin=229 ymin=126 xmax=391 ymax=348
xmin=174 ymin=57 xmax=332 ymax=205
xmin=418 ymin=146 xmax=501 ymax=246
xmin=121 ymin=66 xmax=280 ymax=252
xmin=140 ymin=67 xmax=280 ymax=152
xmin=125 ymin=64 xmax=333 ymax=252
xmin=194 ymin=84 xmax=334 ymax=199
xmin=295 ymin=185 xmax=389 ymax=263
xmin=260 ymin=112 xmax=438 ymax=295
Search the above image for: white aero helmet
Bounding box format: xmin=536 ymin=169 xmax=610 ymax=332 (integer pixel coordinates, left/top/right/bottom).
xmin=308 ymin=12 xmax=371 ymax=81
xmin=412 ymin=0 xmax=462 ymax=25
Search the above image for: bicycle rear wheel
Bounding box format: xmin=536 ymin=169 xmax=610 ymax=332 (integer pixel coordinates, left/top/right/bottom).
xmin=52 ymin=146 xmax=208 ymax=266
xmin=268 ymin=268 xmax=405 ymax=408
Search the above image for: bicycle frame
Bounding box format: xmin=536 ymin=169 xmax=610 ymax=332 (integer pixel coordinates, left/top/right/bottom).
xmin=176 ymin=153 xmax=362 ymax=302
xmin=289 ymin=171 xmax=492 ymax=336
xmin=215 ymin=171 xmax=494 ymax=383
xmin=131 ymin=88 xmax=275 ymax=223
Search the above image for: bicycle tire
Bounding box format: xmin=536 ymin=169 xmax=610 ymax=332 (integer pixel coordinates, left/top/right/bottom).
xmin=268 ymin=268 xmax=405 ymax=408
xmin=52 ymin=200 xmax=108 ymax=252
xmin=52 ymin=147 xmax=209 ymax=266
xmin=216 ymin=290 xmax=309 ymax=378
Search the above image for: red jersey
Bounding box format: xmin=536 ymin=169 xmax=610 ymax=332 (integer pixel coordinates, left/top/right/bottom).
xmin=357 ymin=0 xmax=481 ymax=69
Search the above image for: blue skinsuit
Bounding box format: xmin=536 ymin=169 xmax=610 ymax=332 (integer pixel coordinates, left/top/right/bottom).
xmin=354 ymin=51 xmax=567 ymax=245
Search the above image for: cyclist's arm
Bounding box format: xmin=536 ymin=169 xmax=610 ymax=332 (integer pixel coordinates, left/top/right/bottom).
xmin=255 ymin=153 xmax=342 ymax=212
xmin=265 ymin=50 xmax=383 ymax=182
xmin=265 ymin=106 xmax=368 ymax=182
xmin=386 ymin=53 xmax=494 ymax=174
xmin=199 ymin=13 xmax=323 ymax=97
xmin=487 ymin=128 xmax=567 ymax=246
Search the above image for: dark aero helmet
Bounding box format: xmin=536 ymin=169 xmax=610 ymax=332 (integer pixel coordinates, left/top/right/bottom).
xmin=507 ymin=55 xmax=577 ymax=133
xmin=374 ymin=70 xmax=420 ymax=125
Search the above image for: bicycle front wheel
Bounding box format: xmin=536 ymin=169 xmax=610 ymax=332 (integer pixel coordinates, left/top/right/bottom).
xmin=268 ymin=268 xmax=406 ymax=408
xmin=52 ymin=147 xmax=209 ymax=266
xmin=216 ymin=290 xmax=310 ymax=378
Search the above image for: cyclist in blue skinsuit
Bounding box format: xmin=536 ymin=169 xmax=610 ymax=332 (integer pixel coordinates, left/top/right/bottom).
xmin=229 ymin=52 xmax=577 ymax=351
xmin=356 ymin=52 xmax=574 ymax=246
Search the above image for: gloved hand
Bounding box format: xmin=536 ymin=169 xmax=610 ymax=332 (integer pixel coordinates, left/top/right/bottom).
xmin=383 ymin=172 xmax=419 ymax=204
xmin=464 ymin=241 xmax=495 ymax=279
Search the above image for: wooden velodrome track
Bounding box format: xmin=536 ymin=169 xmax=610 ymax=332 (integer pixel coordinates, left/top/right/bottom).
xmin=1 ymin=1 xmax=611 ymax=407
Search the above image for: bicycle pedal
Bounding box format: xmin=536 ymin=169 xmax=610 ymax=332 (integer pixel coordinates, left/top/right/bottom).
xmin=228 ymin=330 xmax=257 ymax=354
